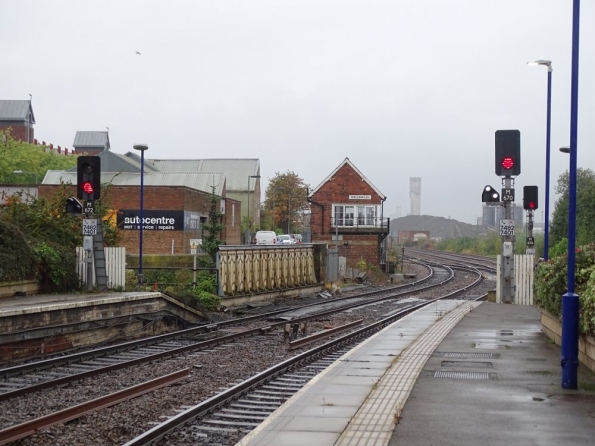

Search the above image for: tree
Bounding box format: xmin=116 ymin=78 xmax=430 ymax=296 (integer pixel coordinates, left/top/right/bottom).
xmin=0 ymin=130 xmax=77 ymax=183
xmin=202 ymin=186 xmax=225 ymax=264
xmin=263 ymin=172 xmax=309 ymax=234
xmin=550 ymin=168 xmax=595 ymax=250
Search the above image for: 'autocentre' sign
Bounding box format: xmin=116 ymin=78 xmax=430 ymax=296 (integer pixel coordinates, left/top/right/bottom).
xmin=117 ymin=210 xmax=184 ymax=231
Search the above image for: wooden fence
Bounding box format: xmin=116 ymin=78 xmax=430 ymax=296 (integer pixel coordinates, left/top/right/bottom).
xmin=76 ymin=247 xmax=126 ymax=289
xmin=496 ymin=254 xmax=534 ymax=305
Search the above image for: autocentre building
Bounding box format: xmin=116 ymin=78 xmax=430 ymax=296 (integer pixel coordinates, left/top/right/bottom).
xmin=38 ymin=150 xmax=252 ymax=254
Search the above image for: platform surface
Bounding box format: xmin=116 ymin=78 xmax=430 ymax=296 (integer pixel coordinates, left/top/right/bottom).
xmin=237 ymin=302 xmax=595 ymax=446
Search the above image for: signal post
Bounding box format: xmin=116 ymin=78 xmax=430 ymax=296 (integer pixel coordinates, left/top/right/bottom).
xmin=495 ymin=130 xmax=521 ymax=304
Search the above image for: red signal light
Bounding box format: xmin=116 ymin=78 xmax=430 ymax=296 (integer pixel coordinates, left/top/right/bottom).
xmin=82 ymin=181 xmax=94 ymax=194
xmin=529 ymin=201 xmax=536 ymax=210
xmin=501 ymin=156 xmax=514 ymax=170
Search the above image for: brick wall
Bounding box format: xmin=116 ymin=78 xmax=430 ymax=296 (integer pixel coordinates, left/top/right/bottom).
xmin=0 ymin=124 xmax=33 ymax=143
xmin=310 ymin=162 xmax=385 ymax=268
xmin=38 ymin=185 xmax=241 ymax=254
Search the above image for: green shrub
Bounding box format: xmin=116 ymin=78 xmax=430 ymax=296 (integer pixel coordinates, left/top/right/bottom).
xmin=34 ymin=242 xmax=79 ymax=292
xmin=534 ymin=243 xmax=595 ymax=337
xmin=0 ymin=218 xmax=36 ymax=282
xmin=196 ymin=291 xmax=220 ymax=311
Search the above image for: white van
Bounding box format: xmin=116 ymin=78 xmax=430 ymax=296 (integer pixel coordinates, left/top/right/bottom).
xmin=255 ymin=231 xmax=277 ymax=245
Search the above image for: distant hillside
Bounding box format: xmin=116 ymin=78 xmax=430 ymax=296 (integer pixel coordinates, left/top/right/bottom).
xmin=389 ymin=215 xmax=491 ymax=241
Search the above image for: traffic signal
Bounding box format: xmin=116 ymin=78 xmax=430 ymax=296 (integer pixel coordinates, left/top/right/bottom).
xmin=523 ymin=185 xmax=538 ymax=210
xmin=495 ymin=130 xmax=521 ymax=176
xmin=481 ymin=185 xmax=500 ymax=203
xmin=77 ymin=156 xmax=101 ymax=200
xmin=65 ymin=197 xmax=83 ymax=215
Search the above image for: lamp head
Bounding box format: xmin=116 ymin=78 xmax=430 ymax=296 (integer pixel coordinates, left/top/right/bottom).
xmin=560 ymin=146 xmax=570 ymax=154
xmin=133 ymin=143 xmax=149 ymax=151
xmin=527 ymin=60 xmax=552 ymax=71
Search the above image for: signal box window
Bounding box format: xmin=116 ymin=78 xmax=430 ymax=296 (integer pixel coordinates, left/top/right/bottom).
xmin=333 ymin=204 xmax=378 ymax=227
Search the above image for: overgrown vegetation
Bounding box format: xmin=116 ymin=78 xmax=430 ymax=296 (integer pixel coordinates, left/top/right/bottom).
xmin=121 ymin=188 xmax=224 ymax=312
xmin=0 ymin=182 xmax=120 ymax=292
xmin=534 ymin=243 xmax=595 ymax=337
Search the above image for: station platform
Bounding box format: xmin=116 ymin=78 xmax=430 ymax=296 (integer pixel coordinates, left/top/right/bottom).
xmin=0 ymin=292 xmax=204 ymax=361
xmin=237 ymin=302 xmax=595 ymax=446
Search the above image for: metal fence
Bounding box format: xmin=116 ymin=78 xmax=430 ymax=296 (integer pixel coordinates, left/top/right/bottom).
xmin=496 ymin=254 xmax=534 ymax=305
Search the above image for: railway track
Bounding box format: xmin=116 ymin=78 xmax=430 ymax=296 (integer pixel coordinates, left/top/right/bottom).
xmin=0 ymin=263 xmax=447 ymax=402
xmin=123 ymin=283 xmax=486 ymax=446
xmin=0 ymin=260 xmax=493 ymax=445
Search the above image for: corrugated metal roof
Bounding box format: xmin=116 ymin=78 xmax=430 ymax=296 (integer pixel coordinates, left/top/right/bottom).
xmin=0 ymin=100 xmax=35 ymax=123
xmin=66 ymin=151 xmax=159 ymax=174
xmin=73 ymin=131 xmax=110 ymax=148
xmin=150 ymin=158 xmax=259 ymax=191
xmin=43 ymin=171 xmax=225 ymax=196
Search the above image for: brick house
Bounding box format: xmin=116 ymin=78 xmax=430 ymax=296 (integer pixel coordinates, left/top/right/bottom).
xmin=0 ymin=100 xmax=35 ymax=143
xmin=40 ymin=151 xmax=242 ymax=254
xmin=308 ymin=158 xmax=389 ymax=269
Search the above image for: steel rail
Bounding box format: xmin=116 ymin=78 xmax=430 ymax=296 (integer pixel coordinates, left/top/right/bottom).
xmin=0 ymin=264 xmax=451 ymax=402
xmin=0 ymin=368 xmax=189 ymax=445
xmin=287 ymin=319 xmax=364 ymax=350
xmin=0 ymin=264 xmax=433 ymax=379
xmin=122 ymin=302 xmax=430 ymax=446
xmin=123 ymin=278 xmax=484 ymax=446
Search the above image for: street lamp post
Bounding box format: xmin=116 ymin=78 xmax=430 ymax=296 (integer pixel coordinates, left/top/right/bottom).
xmin=246 ymin=174 xmax=261 ymax=244
xmin=561 ymin=0 xmax=581 ymax=390
xmin=287 ymin=195 xmax=291 ymax=234
xmin=528 ymin=60 xmax=553 ymax=260
xmin=133 ymin=143 xmax=149 ymax=285
xmin=12 ymin=170 xmax=38 ymax=184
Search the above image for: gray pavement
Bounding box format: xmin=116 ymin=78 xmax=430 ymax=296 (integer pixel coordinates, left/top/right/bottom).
xmin=389 ymin=303 xmax=595 ymax=446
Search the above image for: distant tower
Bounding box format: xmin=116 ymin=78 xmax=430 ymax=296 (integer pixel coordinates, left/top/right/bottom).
xmin=410 ymin=177 xmax=421 ymax=215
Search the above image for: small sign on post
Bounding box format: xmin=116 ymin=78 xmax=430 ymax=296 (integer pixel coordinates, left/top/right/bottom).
xmin=83 ymin=218 xmax=98 ymax=236
xmin=499 ymin=219 xmax=515 ymax=236
xmin=190 ymin=239 xmax=201 ymax=255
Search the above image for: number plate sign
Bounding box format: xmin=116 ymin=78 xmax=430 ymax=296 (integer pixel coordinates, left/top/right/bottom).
xmin=83 ymin=218 xmax=98 ymax=236
xmin=84 ymin=200 xmax=94 ymax=214
xmin=526 ymin=248 xmax=536 ymax=256
xmin=526 ymin=236 xmax=535 ymax=247
xmin=501 ymin=188 xmax=515 ymax=202
xmin=499 ymin=219 xmax=515 ymax=236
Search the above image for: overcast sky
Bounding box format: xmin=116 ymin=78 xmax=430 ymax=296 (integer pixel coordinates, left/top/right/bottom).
xmin=2 ymin=1 xmax=594 ymax=224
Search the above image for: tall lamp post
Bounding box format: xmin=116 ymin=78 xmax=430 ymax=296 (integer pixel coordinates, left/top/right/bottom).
xmin=133 ymin=143 xmax=148 ymax=284
xmin=247 ymin=174 xmax=261 ymax=244
xmin=561 ymin=0 xmax=581 ymax=390
xmin=528 ymin=60 xmax=553 ymax=260
xmin=12 ymin=169 xmax=38 ymax=184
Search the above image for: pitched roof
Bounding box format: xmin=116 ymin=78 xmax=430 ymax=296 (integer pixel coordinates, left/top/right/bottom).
xmin=73 ymin=131 xmax=110 ymax=149
xmin=308 ymin=157 xmax=386 ymax=199
xmin=149 ymin=158 xmax=260 ymax=191
xmin=43 ymin=171 xmax=226 ymax=196
xmin=0 ymin=100 xmax=35 ymax=123
xmin=66 ymin=150 xmax=159 ymax=174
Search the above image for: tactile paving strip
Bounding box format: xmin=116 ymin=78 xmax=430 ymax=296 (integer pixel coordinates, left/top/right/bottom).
xmin=335 ymin=300 xmax=481 ymax=446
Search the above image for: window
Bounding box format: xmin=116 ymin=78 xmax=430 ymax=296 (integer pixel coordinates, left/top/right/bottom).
xmin=333 ymin=204 xmax=379 ymax=227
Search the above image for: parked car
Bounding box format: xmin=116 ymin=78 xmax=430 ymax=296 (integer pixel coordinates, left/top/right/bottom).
xmin=255 ymin=231 xmax=277 ymax=245
xmin=291 ymin=234 xmax=303 ymax=244
xmin=277 ymin=234 xmax=294 ymax=245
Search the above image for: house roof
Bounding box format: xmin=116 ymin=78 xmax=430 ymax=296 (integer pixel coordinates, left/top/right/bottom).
xmin=43 ymin=171 xmax=226 ymax=196
xmin=0 ymin=100 xmax=35 ymax=123
xmin=73 ymin=131 xmax=110 ymax=149
xmin=150 ymin=158 xmax=260 ymax=191
xmin=66 ymin=150 xmax=159 ymax=174
xmin=308 ymin=157 xmax=386 ymax=199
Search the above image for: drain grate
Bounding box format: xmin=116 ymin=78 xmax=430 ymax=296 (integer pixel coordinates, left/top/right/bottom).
xmin=434 ymin=371 xmax=491 ymax=380
xmin=444 ymin=352 xmax=496 ymax=359
xmin=441 ymin=361 xmax=493 ymax=368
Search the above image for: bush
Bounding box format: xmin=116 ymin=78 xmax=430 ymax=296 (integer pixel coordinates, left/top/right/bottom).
xmin=34 ymin=242 xmax=79 ymax=292
xmin=534 ymin=243 xmax=595 ymax=337
xmin=0 ymin=218 xmax=36 ymax=282
xmin=195 ymin=291 xmax=220 ymax=311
